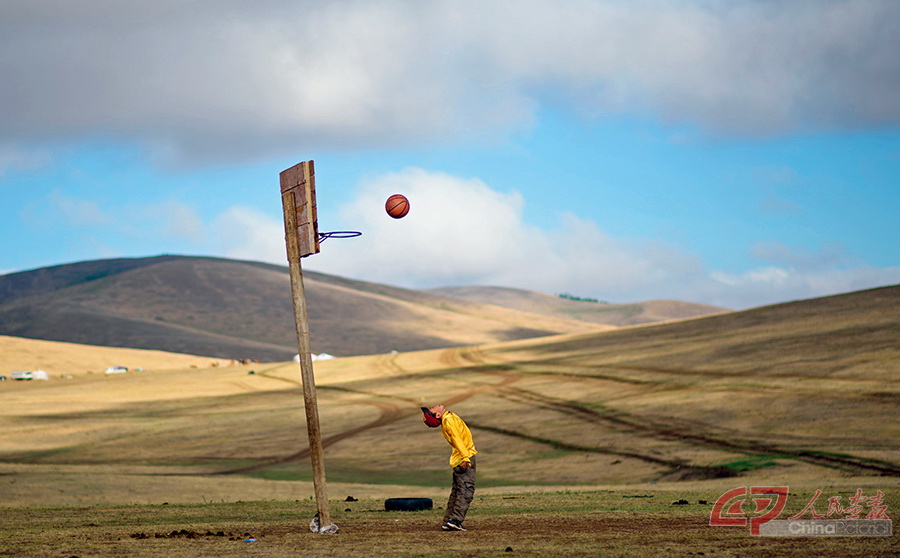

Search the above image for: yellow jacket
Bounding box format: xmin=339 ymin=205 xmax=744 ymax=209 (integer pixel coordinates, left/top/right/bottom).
xmin=440 ymin=411 xmax=477 ymax=468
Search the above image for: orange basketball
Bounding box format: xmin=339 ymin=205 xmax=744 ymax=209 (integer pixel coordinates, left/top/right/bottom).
xmin=385 ymin=194 xmax=410 ymax=219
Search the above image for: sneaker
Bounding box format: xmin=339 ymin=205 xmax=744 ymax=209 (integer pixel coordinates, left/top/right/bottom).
xmin=442 ymin=520 xmax=467 ymax=531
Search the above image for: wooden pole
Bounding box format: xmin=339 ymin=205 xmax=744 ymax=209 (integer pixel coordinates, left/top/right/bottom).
xmin=280 ymin=161 xmax=334 ymax=533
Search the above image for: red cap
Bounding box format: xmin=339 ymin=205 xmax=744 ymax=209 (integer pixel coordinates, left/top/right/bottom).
xmin=421 ymin=407 xmax=442 ymax=428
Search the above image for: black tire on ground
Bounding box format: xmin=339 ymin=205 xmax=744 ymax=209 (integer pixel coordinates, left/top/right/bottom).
xmin=384 ymin=498 xmax=433 ymax=511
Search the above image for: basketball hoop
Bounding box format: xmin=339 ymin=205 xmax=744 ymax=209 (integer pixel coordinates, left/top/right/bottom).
xmin=318 ymin=230 xmax=362 ymax=242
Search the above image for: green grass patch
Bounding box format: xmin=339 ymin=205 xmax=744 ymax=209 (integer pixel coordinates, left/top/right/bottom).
xmin=716 ymin=454 xmax=789 ymax=473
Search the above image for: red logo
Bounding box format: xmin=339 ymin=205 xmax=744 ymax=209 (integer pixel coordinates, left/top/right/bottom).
xmin=709 ymin=486 xmax=789 ymax=535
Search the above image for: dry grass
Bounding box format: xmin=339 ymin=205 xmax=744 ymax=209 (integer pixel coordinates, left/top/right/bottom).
xmin=0 ymin=334 xmax=229 ymax=376
xmin=1 ymin=490 xmax=897 ymax=558
xmin=0 ymin=286 xmax=897 ymax=511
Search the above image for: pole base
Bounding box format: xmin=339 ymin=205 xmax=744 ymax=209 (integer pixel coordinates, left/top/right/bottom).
xmin=309 ymin=516 xmax=339 ymax=534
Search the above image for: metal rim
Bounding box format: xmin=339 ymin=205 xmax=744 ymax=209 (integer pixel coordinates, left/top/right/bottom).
xmin=318 ymin=230 xmax=362 ymax=241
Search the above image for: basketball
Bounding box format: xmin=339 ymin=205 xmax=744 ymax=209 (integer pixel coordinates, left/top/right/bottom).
xmin=385 ymin=194 xmax=410 ymax=219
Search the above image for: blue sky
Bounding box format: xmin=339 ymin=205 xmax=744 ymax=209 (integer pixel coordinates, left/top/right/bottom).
xmin=1 ymin=0 xmax=898 ymax=309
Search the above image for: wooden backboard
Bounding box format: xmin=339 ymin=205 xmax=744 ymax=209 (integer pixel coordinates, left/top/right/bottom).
xmin=280 ymin=160 xmax=320 ymax=259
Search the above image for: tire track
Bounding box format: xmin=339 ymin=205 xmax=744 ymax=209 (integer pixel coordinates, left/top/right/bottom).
xmin=510 ymin=357 xmax=891 ymax=386
xmin=219 ymin=399 xmax=409 ymax=474
xmin=477 ymin=347 xmax=900 ymax=475
xmin=466 ymin=422 xmax=700 ymax=471
xmin=219 ymin=348 xmax=522 ymax=474
xmin=490 ymin=385 xmax=900 ymax=476
xmin=236 ymin=351 xmax=898 ymax=477
xmin=229 ymin=381 xmax=257 ymax=392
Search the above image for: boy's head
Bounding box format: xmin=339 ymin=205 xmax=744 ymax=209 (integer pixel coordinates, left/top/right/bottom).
xmin=421 ymin=405 xmax=444 ymax=427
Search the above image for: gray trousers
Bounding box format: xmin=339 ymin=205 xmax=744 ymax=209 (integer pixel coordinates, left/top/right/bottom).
xmin=443 ymin=456 xmax=476 ymax=523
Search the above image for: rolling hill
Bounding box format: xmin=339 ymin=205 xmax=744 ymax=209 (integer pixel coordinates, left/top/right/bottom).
xmin=430 ymin=285 xmax=727 ymax=326
xmin=0 ymin=255 xmax=723 ymax=361
xmin=0 ymin=284 xmax=895 ymax=507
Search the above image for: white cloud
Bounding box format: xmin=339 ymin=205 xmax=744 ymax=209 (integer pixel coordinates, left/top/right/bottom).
xmin=210 ymin=205 xmax=287 ymax=264
xmin=303 ymin=168 xmax=707 ymax=301
xmin=30 ymin=193 xmax=211 ymax=260
xmin=759 ymin=192 xmax=801 ymax=214
xmin=709 ymin=264 xmax=900 ymax=308
xmin=750 ymin=241 xmax=854 ymax=271
xmin=40 ymin=193 xmax=208 ymax=244
xmin=0 ymin=143 xmax=50 ymax=177
xmin=122 ymin=200 xmax=207 ymax=243
xmin=313 ymin=168 xmax=534 ymax=285
xmin=46 ymin=190 xmax=115 ymax=227
xmin=705 ymin=241 xmax=900 ymax=307
xmin=711 ymin=267 xmax=789 ymax=288
xmin=1 ymin=1 xmax=897 ymax=162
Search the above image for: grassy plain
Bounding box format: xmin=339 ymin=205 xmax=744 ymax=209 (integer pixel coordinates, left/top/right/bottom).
xmin=1 ymin=490 xmax=897 ymax=557
xmin=0 ymin=286 xmax=897 ymax=555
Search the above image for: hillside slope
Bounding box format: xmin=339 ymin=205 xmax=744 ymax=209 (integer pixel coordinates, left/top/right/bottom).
xmin=430 ymin=285 xmax=727 ymax=326
xmin=0 ymin=256 xmax=604 ymax=361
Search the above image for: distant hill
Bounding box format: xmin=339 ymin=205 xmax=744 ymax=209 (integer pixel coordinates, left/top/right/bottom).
xmin=430 ymin=285 xmax=727 ymax=326
xmin=0 ymin=256 xmax=610 ymax=361
xmin=0 ymin=256 xmax=732 ymax=361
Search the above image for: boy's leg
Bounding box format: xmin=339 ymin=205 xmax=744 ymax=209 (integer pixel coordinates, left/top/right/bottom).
xmin=442 ymin=474 xmax=459 ymax=524
xmin=446 ymin=457 xmax=476 ymax=524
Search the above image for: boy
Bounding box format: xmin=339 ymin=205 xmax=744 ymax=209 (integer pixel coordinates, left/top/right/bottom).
xmin=422 ymin=405 xmax=477 ymax=531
